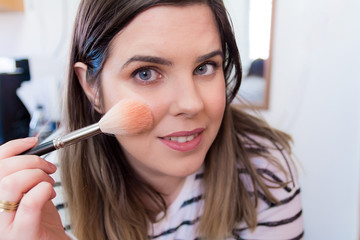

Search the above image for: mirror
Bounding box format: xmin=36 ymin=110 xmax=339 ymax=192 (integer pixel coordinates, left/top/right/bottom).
xmin=225 ymin=0 xmax=275 ymax=109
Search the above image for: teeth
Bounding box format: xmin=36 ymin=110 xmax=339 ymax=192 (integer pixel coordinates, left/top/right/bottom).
xmin=164 ymin=133 xmax=198 ymax=143
xmin=176 ymin=136 xmax=187 ymax=143
xmin=187 ymin=135 xmax=195 ymax=141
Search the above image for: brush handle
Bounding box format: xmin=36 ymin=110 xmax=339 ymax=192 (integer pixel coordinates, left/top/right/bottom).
xmin=21 ymin=141 xmax=56 ymax=156
xmin=20 ymin=123 xmax=101 ymax=156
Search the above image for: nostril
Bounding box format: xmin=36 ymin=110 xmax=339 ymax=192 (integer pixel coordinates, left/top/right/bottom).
xmin=174 ymin=98 xmax=204 ymax=118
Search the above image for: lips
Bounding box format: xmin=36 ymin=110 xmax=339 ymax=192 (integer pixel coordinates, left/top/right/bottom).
xmin=159 ymin=128 xmax=204 ymax=152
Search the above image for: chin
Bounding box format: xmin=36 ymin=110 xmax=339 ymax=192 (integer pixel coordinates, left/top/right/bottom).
xmin=165 ymin=155 xmax=205 ymax=178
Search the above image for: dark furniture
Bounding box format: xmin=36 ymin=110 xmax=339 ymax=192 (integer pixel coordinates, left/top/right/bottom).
xmin=0 ymin=59 xmax=31 ymax=144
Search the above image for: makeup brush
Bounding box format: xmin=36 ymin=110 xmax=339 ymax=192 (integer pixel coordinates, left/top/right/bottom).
xmin=20 ymin=99 xmax=153 ymax=156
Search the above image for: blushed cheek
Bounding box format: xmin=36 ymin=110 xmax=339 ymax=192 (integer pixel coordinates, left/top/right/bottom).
xmin=208 ymin=81 xmax=226 ymax=120
xmin=100 ymin=84 xmax=122 ymax=112
xmin=115 ymin=127 xmax=154 ymax=158
xmin=135 ymin=93 xmax=170 ymax=131
xmin=101 ymin=82 xmax=150 ymax=113
xmin=147 ymin=102 xmax=165 ymax=125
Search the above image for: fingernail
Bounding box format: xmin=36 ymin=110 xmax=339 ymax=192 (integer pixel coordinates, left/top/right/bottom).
xmin=21 ymin=137 xmax=38 ymax=144
xmin=48 ymin=162 xmax=57 ymax=171
xmin=50 ymin=175 xmax=56 ymax=184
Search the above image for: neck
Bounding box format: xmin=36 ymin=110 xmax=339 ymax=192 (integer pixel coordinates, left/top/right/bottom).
xmin=122 ymin=152 xmax=189 ymax=207
xmin=142 ymin=173 xmax=187 ymax=207
xmin=158 ymin=176 xmax=186 ymax=206
xmin=136 ymin=173 xmax=187 ymax=222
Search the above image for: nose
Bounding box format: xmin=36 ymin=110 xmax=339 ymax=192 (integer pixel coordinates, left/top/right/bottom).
xmin=169 ymin=76 xmax=204 ymax=118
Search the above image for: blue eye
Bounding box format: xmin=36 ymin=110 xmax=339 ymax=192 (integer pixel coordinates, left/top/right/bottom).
xmin=138 ymin=69 xmax=152 ymax=80
xmin=133 ymin=68 xmax=161 ymax=83
xmin=194 ymin=63 xmax=217 ymax=76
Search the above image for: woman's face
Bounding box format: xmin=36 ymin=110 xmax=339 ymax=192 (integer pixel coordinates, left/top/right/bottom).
xmin=100 ymin=4 xmax=226 ymax=184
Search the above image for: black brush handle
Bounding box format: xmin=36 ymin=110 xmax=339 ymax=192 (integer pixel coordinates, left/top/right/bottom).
xmin=20 ymin=140 xmax=55 ymax=156
xmin=19 ymin=123 xmax=101 ymax=157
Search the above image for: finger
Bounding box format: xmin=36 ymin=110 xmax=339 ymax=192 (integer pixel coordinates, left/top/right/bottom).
xmin=0 ymin=169 xmax=55 ymax=202
xmin=13 ymin=182 xmax=56 ymax=236
xmin=0 ymin=155 xmax=57 ymax=180
xmin=0 ymin=168 xmax=56 ymax=226
xmin=0 ymin=137 xmax=38 ymax=159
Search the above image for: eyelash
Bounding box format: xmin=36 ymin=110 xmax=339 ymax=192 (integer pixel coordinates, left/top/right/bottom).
xmin=131 ymin=61 xmax=220 ymax=85
xmin=131 ymin=66 xmax=162 ymax=85
xmin=194 ymin=61 xmax=219 ymax=76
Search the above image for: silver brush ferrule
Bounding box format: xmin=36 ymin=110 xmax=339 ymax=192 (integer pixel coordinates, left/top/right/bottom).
xmin=53 ymin=123 xmax=101 ymax=149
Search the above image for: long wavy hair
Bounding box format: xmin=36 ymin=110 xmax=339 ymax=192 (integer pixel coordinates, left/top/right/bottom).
xmin=60 ymin=0 xmax=293 ymax=239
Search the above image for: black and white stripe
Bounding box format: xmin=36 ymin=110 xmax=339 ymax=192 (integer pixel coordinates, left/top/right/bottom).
xmin=48 ymin=136 xmax=304 ymax=240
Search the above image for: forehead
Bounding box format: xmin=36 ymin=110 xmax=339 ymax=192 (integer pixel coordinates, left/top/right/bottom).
xmin=108 ymin=4 xmax=221 ymax=59
xmin=132 ymin=3 xmax=216 ymax=29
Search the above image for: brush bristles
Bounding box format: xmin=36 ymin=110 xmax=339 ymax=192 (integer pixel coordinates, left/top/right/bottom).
xmin=98 ymin=99 xmax=153 ymax=135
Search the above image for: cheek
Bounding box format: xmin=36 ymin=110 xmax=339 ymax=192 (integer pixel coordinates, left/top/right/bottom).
xmin=100 ymin=78 xmax=149 ymax=112
xmin=116 ymin=133 xmax=152 ymax=155
xmin=100 ymin=67 xmax=144 ymax=111
xmin=100 ymin=80 xmax=122 ymax=111
xmin=204 ymin=78 xmax=226 ymax=120
xmin=100 ymin=68 xmax=168 ymax=114
xmin=114 ymin=133 xmax=154 ymax=174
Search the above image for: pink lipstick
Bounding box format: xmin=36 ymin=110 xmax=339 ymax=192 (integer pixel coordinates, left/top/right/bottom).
xmin=159 ymin=128 xmax=204 ymax=152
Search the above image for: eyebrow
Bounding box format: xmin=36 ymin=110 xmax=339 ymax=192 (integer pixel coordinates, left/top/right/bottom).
xmin=121 ymin=50 xmax=224 ymax=69
xmin=122 ymin=56 xmax=173 ymax=69
xmin=196 ymin=50 xmax=224 ymax=63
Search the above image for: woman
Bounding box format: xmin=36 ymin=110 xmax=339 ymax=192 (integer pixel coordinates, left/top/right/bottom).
xmin=0 ymin=0 xmax=304 ymax=239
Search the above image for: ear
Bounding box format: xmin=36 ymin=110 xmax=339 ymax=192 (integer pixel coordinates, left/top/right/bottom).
xmin=74 ymin=62 xmax=103 ymax=113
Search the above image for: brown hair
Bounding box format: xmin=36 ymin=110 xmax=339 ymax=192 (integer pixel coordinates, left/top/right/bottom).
xmin=60 ymin=0 xmax=293 ymax=239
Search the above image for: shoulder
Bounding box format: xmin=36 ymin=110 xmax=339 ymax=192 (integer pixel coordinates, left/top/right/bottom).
xmin=240 ymin=134 xmax=298 ymax=187
xmin=236 ymin=135 xmax=304 ymax=239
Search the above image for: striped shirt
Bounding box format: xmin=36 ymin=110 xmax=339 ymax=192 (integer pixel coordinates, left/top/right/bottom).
xmin=46 ymin=138 xmax=304 ymax=240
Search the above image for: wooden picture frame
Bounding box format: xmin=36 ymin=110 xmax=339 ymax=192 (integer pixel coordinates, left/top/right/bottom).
xmin=229 ymin=0 xmax=276 ymax=110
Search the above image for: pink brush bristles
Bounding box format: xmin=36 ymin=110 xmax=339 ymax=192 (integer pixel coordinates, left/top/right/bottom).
xmin=99 ymin=99 xmax=153 ymax=135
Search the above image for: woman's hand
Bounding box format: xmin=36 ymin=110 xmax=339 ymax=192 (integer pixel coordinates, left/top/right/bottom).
xmin=0 ymin=137 xmax=68 ymax=240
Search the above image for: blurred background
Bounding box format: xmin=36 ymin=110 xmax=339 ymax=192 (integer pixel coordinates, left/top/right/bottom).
xmin=0 ymin=0 xmax=359 ymax=239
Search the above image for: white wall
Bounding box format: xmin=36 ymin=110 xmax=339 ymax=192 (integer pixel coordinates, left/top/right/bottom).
xmin=227 ymin=0 xmax=360 ymax=239
xmin=224 ymin=0 xmax=251 ymax=69
xmin=0 ymin=0 xmax=80 ymax=121
xmin=263 ymin=0 xmax=360 ymax=239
